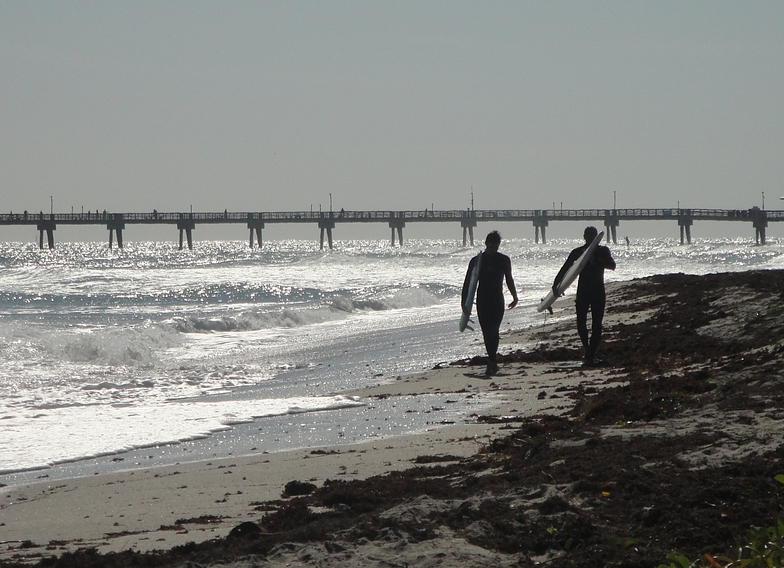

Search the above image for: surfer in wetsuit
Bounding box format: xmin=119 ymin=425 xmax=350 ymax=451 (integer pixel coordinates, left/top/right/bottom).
xmin=462 ymin=231 xmax=519 ymax=376
xmin=552 ymin=226 xmax=616 ymax=366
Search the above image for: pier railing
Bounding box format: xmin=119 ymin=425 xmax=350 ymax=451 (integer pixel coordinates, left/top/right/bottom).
xmin=1 ymin=207 xmax=778 ymax=249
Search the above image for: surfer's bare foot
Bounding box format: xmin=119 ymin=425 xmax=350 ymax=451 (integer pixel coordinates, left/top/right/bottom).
xmin=485 ymin=363 xmax=499 ymax=376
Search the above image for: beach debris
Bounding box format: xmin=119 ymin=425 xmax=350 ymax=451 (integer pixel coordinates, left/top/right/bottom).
xmin=228 ymin=521 xmax=261 ymax=540
xmin=283 ymin=480 xmax=317 ymax=497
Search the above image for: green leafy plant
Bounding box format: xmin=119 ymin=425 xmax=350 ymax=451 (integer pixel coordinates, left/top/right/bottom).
xmin=659 ymin=517 xmax=784 ymax=568
xmin=608 ymin=535 xmax=638 ymax=549
xmin=711 ymin=517 xmax=784 ymax=567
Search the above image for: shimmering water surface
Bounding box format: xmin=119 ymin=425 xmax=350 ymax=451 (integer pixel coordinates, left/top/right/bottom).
xmin=1 ymin=237 xmax=782 ymax=485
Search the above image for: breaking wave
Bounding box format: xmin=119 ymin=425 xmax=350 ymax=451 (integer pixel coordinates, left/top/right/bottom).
xmin=170 ymin=286 xmax=443 ymax=333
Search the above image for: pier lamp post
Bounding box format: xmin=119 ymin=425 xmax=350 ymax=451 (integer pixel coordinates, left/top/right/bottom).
xmin=330 ymin=193 xmax=332 ymax=212
xmin=762 ymin=192 xmax=765 ymax=210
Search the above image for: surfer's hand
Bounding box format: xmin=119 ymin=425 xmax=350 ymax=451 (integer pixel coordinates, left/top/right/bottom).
xmin=508 ymin=298 xmax=518 ymax=309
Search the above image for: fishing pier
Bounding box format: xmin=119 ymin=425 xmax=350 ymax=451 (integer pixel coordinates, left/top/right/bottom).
xmin=0 ymin=207 xmax=778 ymax=250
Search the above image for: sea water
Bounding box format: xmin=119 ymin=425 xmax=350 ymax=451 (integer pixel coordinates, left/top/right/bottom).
xmin=1 ymin=237 xmax=782 ymax=485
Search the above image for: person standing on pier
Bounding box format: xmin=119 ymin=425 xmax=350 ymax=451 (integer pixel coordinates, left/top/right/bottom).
xmin=552 ymin=226 xmax=616 ymax=366
xmin=462 ymin=231 xmax=518 ymax=376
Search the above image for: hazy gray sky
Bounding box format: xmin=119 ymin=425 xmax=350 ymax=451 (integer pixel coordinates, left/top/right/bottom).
xmin=2 ymin=2 xmax=782 ymax=233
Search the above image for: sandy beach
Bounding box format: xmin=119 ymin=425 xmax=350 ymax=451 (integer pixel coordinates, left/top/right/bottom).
xmin=2 ymin=270 xmax=784 ymax=567
xmin=0 ymin=341 xmax=621 ymax=562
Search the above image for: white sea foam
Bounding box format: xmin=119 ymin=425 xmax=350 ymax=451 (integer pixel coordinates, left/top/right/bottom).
xmin=0 ymin=394 xmax=365 ymax=474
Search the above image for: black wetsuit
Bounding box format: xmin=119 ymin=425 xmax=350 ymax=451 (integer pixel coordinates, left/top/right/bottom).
xmin=553 ymin=243 xmax=616 ymax=360
xmin=462 ymin=252 xmax=514 ymax=363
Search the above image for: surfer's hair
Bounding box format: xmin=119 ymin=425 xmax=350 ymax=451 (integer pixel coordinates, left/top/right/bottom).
xmin=485 ymin=231 xmax=501 ymax=245
xmin=584 ymin=226 xmax=598 ymax=240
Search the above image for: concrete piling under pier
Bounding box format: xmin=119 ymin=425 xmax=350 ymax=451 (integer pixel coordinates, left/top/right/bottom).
xmin=107 ymin=215 xmax=125 ymax=249
xmin=533 ymin=214 xmax=548 ymax=244
xmin=604 ymin=214 xmax=619 ymax=244
xmin=752 ymin=207 xmax=768 ymax=245
xmin=177 ymin=217 xmax=195 ymax=250
xmin=247 ymin=216 xmax=264 ymax=248
xmin=37 ymin=217 xmax=56 ymax=250
xmin=318 ymin=214 xmax=336 ymax=250
xmin=679 ymin=213 xmax=693 ymax=244
xmin=461 ymin=214 xmax=477 ymax=246
xmin=389 ymin=213 xmax=406 ymax=247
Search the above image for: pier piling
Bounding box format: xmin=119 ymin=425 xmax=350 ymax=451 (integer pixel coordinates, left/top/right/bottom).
xmin=678 ymin=211 xmax=694 ymax=244
xmin=108 ymin=228 xmax=124 ymax=249
xmin=36 ymin=216 xmax=56 ymax=250
xmin=249 ymin=226 xmax=263 ymax=248
xmin=461 ymin=213 xmax=477 ymax=246
xmin=247 ymin=216 xmax=264 ymax=248
xmin=752 ymin=207 xmax=767 ymax=245
xmin=39 ymin=227 xmax=55 ymax=249
xmin=533 ymin=213 xmax=548 ymax=244
xmin=604 ymin=212 xmax=619 ymax=244
xmin=318 ymin=215 xmax=335 ymax=250
xmin=319 ymin=227 xmax=333 ymax=249
xmin=389 ymin=213 xmax=406 ymax=247
xmin=107 ymin=215 xmax=125 ymax=249
xmin=177 ymin=217 xmax=196 ymax=250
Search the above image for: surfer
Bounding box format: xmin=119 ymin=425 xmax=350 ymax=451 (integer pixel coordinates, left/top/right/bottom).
xmin=552 ymin=226 xmax=616 ymax=365
xmin=462 ymin=231 xmax=519 ymax=376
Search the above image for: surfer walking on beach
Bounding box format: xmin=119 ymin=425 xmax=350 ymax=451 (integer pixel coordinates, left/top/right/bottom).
xmin=462 ymin=231 xmax=519 ymax=376
xmin=553 ymin=226 xmax=616 ymax=366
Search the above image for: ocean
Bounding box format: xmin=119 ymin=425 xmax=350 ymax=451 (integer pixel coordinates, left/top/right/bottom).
xmin=1 ymin=236 xmax=782 ymax=487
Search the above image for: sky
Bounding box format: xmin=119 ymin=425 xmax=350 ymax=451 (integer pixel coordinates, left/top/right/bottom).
xmin=1 ymin=1 xmax=783 ymax=242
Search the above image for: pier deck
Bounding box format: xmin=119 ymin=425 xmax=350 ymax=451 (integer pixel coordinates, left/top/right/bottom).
xmin=0 ymin=207 xmax=778 ymax=249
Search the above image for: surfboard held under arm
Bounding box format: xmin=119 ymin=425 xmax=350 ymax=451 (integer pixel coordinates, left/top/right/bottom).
xmin=459 ymin=251 xmax=482 ymax=332
xmin=537 ymin=231 xmax=604 ymax=313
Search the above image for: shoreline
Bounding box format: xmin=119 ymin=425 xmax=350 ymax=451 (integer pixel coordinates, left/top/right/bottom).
xmin=5 ymin=270 xmax=783 ymax=566
xmin=0 ymin=294 xmax=565 ymax=489
xmin=0 ymin=312 xmax=621 ymax=561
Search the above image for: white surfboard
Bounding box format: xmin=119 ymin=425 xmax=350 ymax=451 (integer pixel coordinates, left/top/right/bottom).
xmin=537 ymin=231 xmax=604 ymax=314
xmin=459 ymin=251 xmax=482 ymax=332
